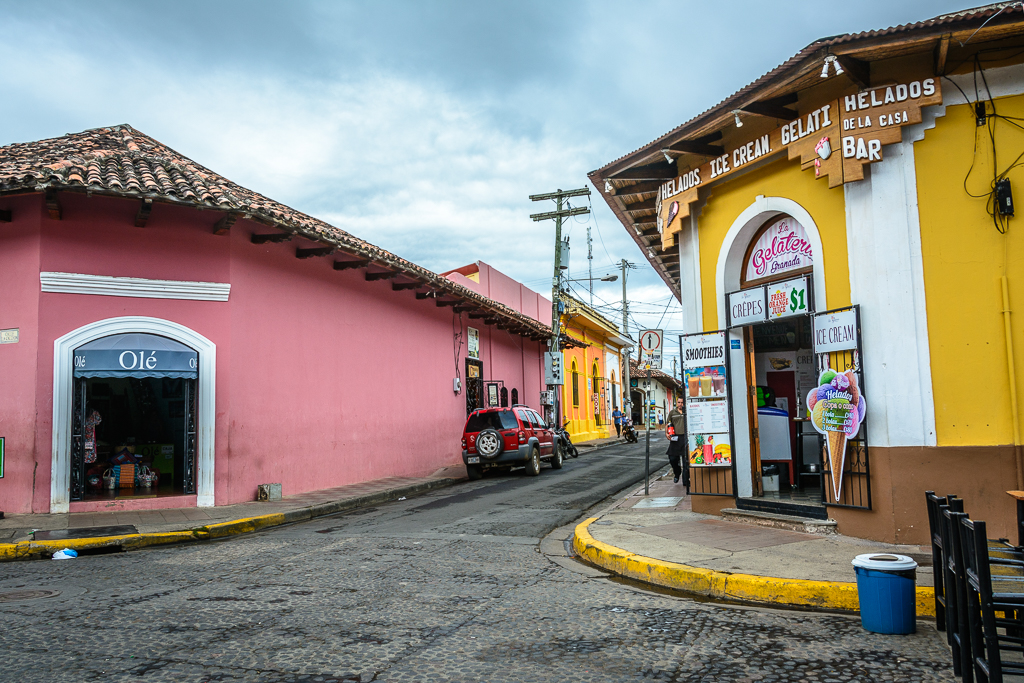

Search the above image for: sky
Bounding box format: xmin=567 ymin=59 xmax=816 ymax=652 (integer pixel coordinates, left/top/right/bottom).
xmin=0 ymin=0 xmax=967 ymax=376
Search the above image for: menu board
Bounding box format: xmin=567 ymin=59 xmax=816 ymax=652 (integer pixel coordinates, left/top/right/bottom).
xmin=686 ymin=399 xmax=729 ymax=432
xmin=682 ymin=331 xmax=732 ymax=468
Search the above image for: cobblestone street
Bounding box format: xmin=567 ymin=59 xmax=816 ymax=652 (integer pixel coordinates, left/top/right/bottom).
xmin=0 ymin=442 xmax=954 ymax=682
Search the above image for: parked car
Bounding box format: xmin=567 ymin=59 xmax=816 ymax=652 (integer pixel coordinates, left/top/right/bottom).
xmin=461 ymin=405 xmax=561 ymax=480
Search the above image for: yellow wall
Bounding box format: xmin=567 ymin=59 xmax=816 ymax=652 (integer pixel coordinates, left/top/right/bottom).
xmin=696 ymin=158 xmax=853 ymax=329
xmin=560 ymin=324 xmax=615 ymax=442
xmin=916 ymin=96 xmax=1024 ymax=446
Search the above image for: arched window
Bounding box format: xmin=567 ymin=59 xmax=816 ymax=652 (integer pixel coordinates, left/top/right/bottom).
xmin=611 ymin=370 xmax=618 ymax=409
xmin=591 ymin=362 xmax=600 ymax=394
xmin=571 ymin=360 xmax=579 ymax=407
xmin=500 ymin=386 xmax=508 ymax=407
xmin=511 ymin=388 xmax=519 ymax=405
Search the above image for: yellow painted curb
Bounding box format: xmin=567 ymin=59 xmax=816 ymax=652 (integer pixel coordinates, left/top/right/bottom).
xmin=573 ymin=517 xmax=935 ymax=615
xmin=0 ymin=512 xmax=290 ymax=562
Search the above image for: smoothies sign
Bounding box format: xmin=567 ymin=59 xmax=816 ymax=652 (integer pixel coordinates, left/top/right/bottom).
xmin=682 ymin=331 xmax=732 ymax=468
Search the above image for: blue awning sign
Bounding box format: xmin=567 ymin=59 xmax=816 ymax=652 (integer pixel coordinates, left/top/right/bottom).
xmin=73 ymin=333 xmax=198 ymax=379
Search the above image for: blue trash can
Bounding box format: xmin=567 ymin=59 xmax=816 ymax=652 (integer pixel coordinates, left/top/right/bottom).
xmin=852 ymin=553 xmax=918 ymax=634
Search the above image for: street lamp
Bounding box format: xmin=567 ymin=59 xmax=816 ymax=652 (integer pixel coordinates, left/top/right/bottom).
xmin=566 ymin=275 xmax=618 ymax=282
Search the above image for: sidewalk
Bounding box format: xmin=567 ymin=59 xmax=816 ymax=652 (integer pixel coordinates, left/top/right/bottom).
xmin=0 ymin=465 xmax=465 ymax=561
xmin=573 ymin=470 xmax=936 ymax=615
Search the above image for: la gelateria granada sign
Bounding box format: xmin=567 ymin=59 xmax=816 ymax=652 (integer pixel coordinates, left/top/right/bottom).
xmin=656 ymin=76 xmax=941 ymax=249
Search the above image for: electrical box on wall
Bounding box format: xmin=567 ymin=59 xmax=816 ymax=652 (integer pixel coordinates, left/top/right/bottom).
xmin=544 ymin=352 xmax=563 ymax=385
xmin=539 ymin=390 xmax=554 ymax=406
xmin=453 ymin=377 xmax=461 ymax=394
xmin=997 ymin=178 xmax=1014 ymax=216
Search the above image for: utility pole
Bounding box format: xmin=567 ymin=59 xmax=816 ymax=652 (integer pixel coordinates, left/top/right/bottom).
xmin=587 ymin=224 xmax=594 ymax=305
xmin=530 ymin=187 xmax=590 ymax=427
xmin=620 ymin=259 xmax=635 ymax=426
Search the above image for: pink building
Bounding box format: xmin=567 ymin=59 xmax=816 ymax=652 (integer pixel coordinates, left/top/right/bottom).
xmin=0 ymin=125 xmax=551 ymax=515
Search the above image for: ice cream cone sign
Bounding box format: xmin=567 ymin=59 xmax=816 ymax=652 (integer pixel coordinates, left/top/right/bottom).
xmin=806 ymin=369 xmax=866 ymax=501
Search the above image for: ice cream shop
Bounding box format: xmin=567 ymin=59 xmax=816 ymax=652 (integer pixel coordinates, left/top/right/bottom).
xmin=594 ymin=5 xmax=1024 ymax=544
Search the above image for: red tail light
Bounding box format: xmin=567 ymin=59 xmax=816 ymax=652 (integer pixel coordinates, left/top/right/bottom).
xmin=518 ymin=431 xmax=527 ymax=444
xmin=461 ymin=438 xmax=467 ymax=449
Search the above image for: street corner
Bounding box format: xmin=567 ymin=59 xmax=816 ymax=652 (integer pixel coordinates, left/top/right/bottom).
xmin=572 ymin=517 xmax=936 ymax=616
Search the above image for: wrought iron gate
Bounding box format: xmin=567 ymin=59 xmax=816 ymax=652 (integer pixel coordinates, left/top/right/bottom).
xmin=70 ymin=378 xmax=86 ymax=501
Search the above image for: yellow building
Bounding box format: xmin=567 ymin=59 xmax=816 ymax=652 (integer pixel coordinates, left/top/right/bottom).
xmin=592 ymin=6 xmax=1024 ymax=544
xmin=559 ymin=295 xmax=630 ymax=442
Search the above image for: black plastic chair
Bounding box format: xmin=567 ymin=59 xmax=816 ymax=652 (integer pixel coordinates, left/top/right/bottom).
xmin=960 ymin=517 xmax=1024 ymax=683
xmin=926 ymin=490 xmax=953 ymax=631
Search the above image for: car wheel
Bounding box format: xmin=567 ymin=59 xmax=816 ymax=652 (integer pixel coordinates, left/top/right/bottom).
xmin=467 ymin=464 xmax=482 ymax=481
xmin=525 ymin=446 xmax=541 ymax=476
xmin=549 ymin=442 xmax=563 ymax=469
xmin=476 ymin=428 xmax=504 ymax=459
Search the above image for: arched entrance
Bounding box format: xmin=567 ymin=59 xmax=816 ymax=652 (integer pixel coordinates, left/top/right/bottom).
xmin=715 ymin=197 xmax=826 ymax=507
xmin=51 ymin=317 xmax=217 ymax=512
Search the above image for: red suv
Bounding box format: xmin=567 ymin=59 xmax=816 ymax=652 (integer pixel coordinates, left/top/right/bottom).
xmin=461 ymin=405 xmax=561 ymax=480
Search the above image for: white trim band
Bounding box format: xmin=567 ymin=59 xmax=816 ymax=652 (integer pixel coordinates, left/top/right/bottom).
xmin=41 ymin=272 xmax=230 ymax=302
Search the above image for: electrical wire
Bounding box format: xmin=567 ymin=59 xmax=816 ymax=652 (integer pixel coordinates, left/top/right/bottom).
xmin=452 ymin=310 xmax=464 ymax=392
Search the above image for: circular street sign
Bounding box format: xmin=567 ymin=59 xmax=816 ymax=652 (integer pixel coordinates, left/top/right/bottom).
xmin=639 ymin=330 xmax=663 ymax=353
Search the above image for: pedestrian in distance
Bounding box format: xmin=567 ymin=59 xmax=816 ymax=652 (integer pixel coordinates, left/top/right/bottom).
xmin=666 ymin=397 xmax=688 ymax=491
xmin=612 ymin=407 xmax=624 ymax=437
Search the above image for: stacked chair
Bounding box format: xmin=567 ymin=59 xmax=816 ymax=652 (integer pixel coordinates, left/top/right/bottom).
xmin=925 ymin=491 xmax=1024 ymax=682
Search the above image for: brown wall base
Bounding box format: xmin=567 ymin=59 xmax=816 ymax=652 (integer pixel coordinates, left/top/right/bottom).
xmin=831 ymin=445 xmax=1018 ymax=545
xmin=691 ymin=495 xmax=735 ymax=516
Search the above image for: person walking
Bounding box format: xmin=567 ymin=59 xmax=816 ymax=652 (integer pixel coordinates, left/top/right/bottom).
xmin=612 ymin=407 xmax=624 ymax=437
xmin=666 ymin=397 xmax=688 ymax=490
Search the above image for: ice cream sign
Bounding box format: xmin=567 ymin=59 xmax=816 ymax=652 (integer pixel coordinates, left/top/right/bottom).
xmin=807 ymin=369 xmax=866 ymax=501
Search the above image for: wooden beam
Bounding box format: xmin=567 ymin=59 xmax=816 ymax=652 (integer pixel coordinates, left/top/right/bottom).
xmin=740 ymin=101 xmax=798 ymax=120
xmin=836 ymin=54 xmax=870 ymax=90
xmin=251 ymin=232 xmax=292 ymax=244
xmin=415 ymin=291 xmax=434 ymax=300
xmin=935 ymin=34 xmax=951 ymax=76
xmin=435 ymin=298 xmax=460 ymax=307
xmin=391 ymin=281 xmax=421 ymax=291
xmin=467 ymin=312 xmax=488 ymax=319
xmin=333 ymin=259 xmax=369 ymax=270
xmin=667 ymin=140 xmax=724 ymax=156
xmin=623 ymin=197 xmax=656 ymax=212
xmin=640 ymin=226 xmax=659 ymax=237
xmin=213 ymin=212 xmax=238 ymax=235
xmin=366 ymin=271 xmax=399 ymax=281
xmin=134 ymin=199 xmax=153 ymax=227
xmin=45 ymin=189 xmax=61 ymax=220
xmin=607 ymin=180 xmax=663 ymax=197
xmin=608 ymin=163 xmax=677 ymax=180
xmin=453 ymin=305 xmax=475 ymax=313
xmin=0 ymin=209 xmax=11 ymax=222
xmin=296 ymin=246 xmax=334 ymax=259
xmin=483 ymin=317 xmax=499 ymax=325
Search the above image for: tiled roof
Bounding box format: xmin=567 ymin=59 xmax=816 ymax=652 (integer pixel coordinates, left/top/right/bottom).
xmin=0 ymin=125 xmax=551 ymax=339
xmin=628 ymin=358 xmax=681 ymax=389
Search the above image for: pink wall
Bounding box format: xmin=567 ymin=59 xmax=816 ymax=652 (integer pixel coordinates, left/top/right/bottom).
xmin=0 ymin=195 xmax=42 ymax=513
xmin=0 ymin=192 xmax=546 ymax=513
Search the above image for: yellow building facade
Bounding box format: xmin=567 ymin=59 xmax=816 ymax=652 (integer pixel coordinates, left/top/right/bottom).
xmin=593 ymin=7 xmax=1024 ymax=543
xmin=559 ymin=296 xmax=630 ymax=443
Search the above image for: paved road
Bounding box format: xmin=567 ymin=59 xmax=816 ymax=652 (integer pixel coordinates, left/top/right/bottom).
xmin=0 ymin=438 xmax=953 ymax=682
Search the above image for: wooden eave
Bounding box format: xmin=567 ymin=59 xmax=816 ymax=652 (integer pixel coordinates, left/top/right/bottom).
xmin=591 ymin=8 xmax=1024 ymax=300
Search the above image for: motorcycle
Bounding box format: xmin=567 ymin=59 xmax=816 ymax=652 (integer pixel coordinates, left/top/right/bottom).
xmin=554 ymin=421 xmax=580 ymax=458
xmin=621 ymin=418 xmax=639 ymax=444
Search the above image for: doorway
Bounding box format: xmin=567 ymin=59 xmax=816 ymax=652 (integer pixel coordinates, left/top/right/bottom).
xmin=69 ymin=332 xmax=199 ymax=502
xmin=742 ymin=316 xmax=824 ymax=510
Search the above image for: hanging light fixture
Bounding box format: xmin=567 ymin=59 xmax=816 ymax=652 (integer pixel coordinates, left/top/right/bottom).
xmin=661 ymin=149 xmax=675 ymax=164
xmin=732 ymin=110 xmax=743 ymax=128
xmin=821 ymin=54 xmax=844 ymax=78
xmin=604 ymin=180 xmax=613 ymax=193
